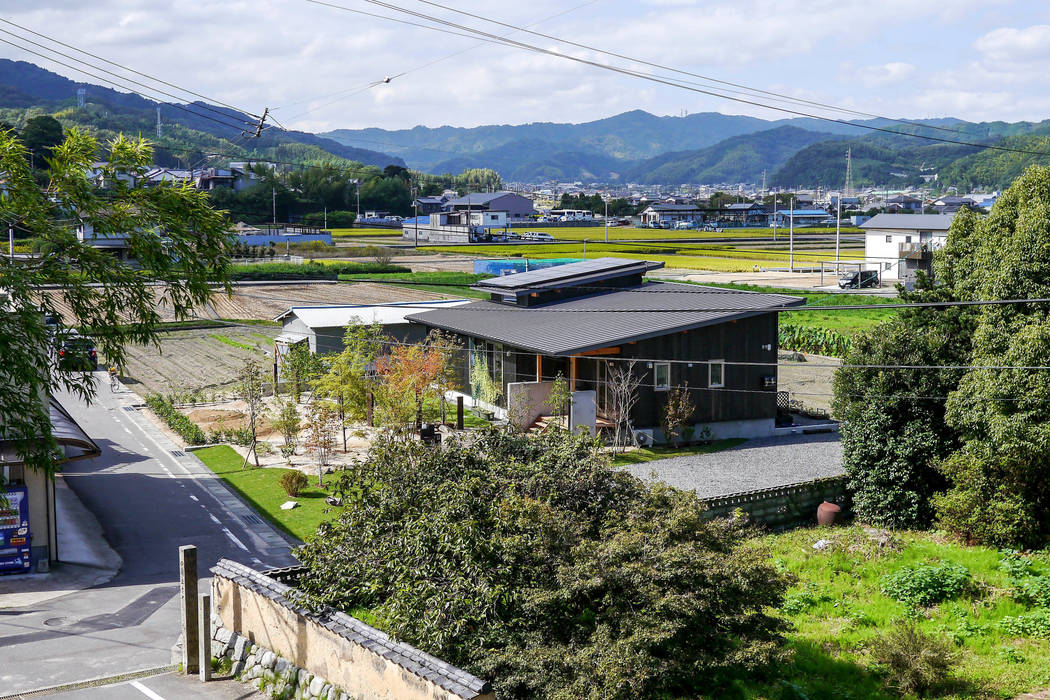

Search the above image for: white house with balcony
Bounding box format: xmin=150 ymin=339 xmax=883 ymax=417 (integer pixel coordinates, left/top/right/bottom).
xmin=861 ymin=213 xmax=955 ymax=287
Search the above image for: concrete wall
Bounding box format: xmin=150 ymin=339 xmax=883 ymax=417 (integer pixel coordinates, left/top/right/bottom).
xmin=507 ymin=381 xmax=554 ymax=430
xmin=701 ymin=476 xmax=849 ymax=531
xmin=569 ymin=390 xmax=596 ymax=435
xmin=211 ymin=560 xmax=493 ymax=700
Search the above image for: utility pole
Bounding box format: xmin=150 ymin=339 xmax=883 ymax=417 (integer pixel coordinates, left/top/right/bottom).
xmin=789 ymin=196 xmax=795 ymax=272
xmin=771 ymin=193 xmax=778 ymax=242
xmin=323 ymin=206 xmax=327 ymax=229
xmin=412 ymin=181 xmax=419 ymax=249
xmin=8 ymin=221 xmax=13 ymax=258
xmin=272 ymin=187 xmax=277 ymax=225
xmin=836 ymin=195 xmax=842 ymax=263
xmin=604 ymin=196 xmax=609 ymax=243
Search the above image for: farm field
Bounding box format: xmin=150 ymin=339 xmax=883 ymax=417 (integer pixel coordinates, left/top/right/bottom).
xmin=734 ymin=525 xmax=1050 ymax=699
xmin=704 ymin=283 xmax=898 ymax=334
xmin=330 ymin=227 xmax=401 ymax=238
xmin=338 ymin=271 xmax=493 ymax=298
xmin=489 ymin=225 xmax=864 ymax=242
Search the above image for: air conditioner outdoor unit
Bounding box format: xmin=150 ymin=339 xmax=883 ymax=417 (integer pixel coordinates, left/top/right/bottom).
xmin=633 ymin=429 xmax=654 ymax=447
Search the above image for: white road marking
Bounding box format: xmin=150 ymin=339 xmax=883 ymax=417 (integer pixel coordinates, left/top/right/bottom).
xmin=222 ymin=527 xmax=249 ymax=551
xmin=189 ymin=494 xmax=199 ymax=502
xmin=161 ymin=467 xmax=174 ymax=477
xmin=129 ymin=680 xmax=167 ymax=700
xmin=209 ymin=514 xmax=221 ymax=524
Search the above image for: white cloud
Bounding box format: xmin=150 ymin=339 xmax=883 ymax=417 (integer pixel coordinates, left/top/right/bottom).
xmin=975 ymin=25 xmax=1050 ymax=64
xmin=854 ymin=62 xmax=916 ymax=88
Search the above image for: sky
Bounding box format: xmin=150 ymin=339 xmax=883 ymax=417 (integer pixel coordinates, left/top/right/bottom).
xmin=3 ymin=0 xmax=1050 ymax=133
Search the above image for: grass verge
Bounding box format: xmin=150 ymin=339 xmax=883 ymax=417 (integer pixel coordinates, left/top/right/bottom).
xmin=611 ymin=438 xmax=745 ymax=466
xmin=208 ymin=334 xmax=257 ymax=352
xmin=194 ymin=445 xmax=339 ymax=542
xmin=730 ymin=525 xmax=1050 ymax=699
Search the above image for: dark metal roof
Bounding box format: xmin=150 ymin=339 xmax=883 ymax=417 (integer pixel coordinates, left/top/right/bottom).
xmin=473 ymin=257 xmax=662 ymax=293
xmin=407 ymin=281 xmax=804 ymax=356
xmin=861 ymin=213 xmax=955 ymax=231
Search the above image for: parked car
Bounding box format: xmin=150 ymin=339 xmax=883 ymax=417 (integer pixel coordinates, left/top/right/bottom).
xmin=57 ymin=333 xmax=99 ymax=371
xmin=838 ymin=270 xmax=880 ymax=289
xmin=522 ymin=231 xmax=554 ymax=242
xmin=674 ymin=221 xmax=694 ymax=230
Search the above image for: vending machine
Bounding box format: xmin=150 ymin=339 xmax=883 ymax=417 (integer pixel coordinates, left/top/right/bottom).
xmin=0 ymin=485 xmax=32 ymax=573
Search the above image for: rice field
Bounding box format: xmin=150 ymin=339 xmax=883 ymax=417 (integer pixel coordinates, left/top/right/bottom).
xmin=523 ymin=225 xmax=863 ymax=241
xmin=330 ymin=227 xmax=402 ymax=238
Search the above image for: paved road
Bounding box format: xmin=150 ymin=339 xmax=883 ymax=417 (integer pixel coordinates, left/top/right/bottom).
xmin=0 ymin=375 xmax=298 ymax=695
xmin=619 ymin=432 xmax=843 ymax=498
xmin=31 ymin=672 xmax=260 ymax=700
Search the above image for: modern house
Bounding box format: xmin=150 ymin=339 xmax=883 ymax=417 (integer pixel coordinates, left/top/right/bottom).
xmin=861 ymin=213 xmax=955 ymax=286
xmin=638 ymin=203 xmax=706 ymax=226
xmin=273 ymin=300 xmax=471 ymax=360
xmin=75 ymin=222 xmax=132 ymax=260
xmin=443 ymin=192 xmax=536 ymax=219
xmin=413 ymin=195 xmax=447 ymax=215
xmin=406 ymin=258 xmax=803 ymax=440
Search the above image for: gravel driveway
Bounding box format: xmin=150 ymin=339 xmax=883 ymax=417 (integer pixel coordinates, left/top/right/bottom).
xmin=620 ymin=432 xmax=843 ymax=498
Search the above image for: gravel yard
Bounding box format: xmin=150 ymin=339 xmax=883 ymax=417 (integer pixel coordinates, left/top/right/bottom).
xmin=619 ymin=432 xmax=843 ymax=498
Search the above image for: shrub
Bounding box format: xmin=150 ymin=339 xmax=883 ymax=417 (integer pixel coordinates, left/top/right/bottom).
xmin=227 ymin=261 xmax=408 ymax=281
xmin=879 ymin=562 xmax=970 ymax=608
xmin=870 ymin=622 xmax=957 ymax=696
xmin=279 ymin=470 xmax=308 ymax=497
xmin=999 ymin=609 xmax=1050 ymax=637
xmin=294 ymin=429 xmax=791 ymax=699
xmin=779 ymin=324 xmax=851 ymax=357
xmin=145 ymin=393 xmax=206 ymax=445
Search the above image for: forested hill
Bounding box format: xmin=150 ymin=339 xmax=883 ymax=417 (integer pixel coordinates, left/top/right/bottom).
xmin=0 ymin=59 xmax=404 ymax=168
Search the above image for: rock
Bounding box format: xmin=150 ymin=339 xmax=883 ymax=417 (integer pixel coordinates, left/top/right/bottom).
xmin=261 ymin=650 xmax=276 ymax=669
xmin=325 ymin=496 xmax=342 ymax=506
xmin=275 ymin=657 xmax=293 ymax=674
xmin=309 ymin=676 xmax=326 ymax=697
xmin=812 ymin=538 xmax=832 ymax=551
xmin=215 ymin=627 xmax=232 ymax=645
xmin=244 ymin=654 xmax=256 ymax=669
xmin=326 ymin=687 xmax=338 ymax=700
xmin=281 ymin=501 xmax=299 ymax=510
xmin=232 ymin=635 xmax=248 ymax=662
xmin=230 ymin=660 xmax=244 ymax=677
xmin=320 ymin=684 xmax=331 ymax=698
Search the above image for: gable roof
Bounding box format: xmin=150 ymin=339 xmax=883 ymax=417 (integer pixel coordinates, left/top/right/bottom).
xmin=444 ymin=192 xmax=529 ymax=207
xmin=406 ymin=282 xmax=804 ymax=356
xmin=861 ymin=213 xmax=955 ymax=231
xmin=275 ymin=300 xmax=471 ymax=328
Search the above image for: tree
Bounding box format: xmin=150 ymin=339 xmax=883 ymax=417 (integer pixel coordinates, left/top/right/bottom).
xmin=545 ymin=372 xmax=572 ymax=428
xmin=20 ymin=115 xmax=64 ymax=166
xmin=375 ymin=336 xmax=454 ymax=429
xmin=428 ymin=330 xmax=463 ymax=424
xmin=237 ymin=358 xmax=265 ymax=468
xmin=660 ymin=384 xmax=692 ymax=447
xmin=606 ymin=360 xmax=643 ymax=453
xmin=469 ymin=352 xmax=503 ymax=411
xmin=935 ymin=166 xmax=1050 ymax=546
xmin=0 ymin=128 xmax=230 ymax=474
xmin=314 ymin=321 xmax=387 ymax=447
xmin=282 ymin=342 xmax=323 ymax=403
xmin=295 ymin=429 xmax=790 ymax=699
xmin=273 ymin=400 xmax=301 ymax=453
xmin=304 ymin=400 xmax=338 ymax=486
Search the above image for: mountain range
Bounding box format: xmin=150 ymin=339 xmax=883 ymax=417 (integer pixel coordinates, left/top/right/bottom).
xmin=5 ymin=59 xmax=1050 ymax=189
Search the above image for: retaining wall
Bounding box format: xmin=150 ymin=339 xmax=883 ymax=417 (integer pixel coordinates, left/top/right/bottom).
xmin=211 ymin=559 xmax=493 ymax=700
xmin=700 ymin=475 xmax=850 ymax=531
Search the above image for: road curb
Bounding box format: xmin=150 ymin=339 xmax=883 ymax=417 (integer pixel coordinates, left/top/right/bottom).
xmin=0 ymin=665 xmax=174 ymax=699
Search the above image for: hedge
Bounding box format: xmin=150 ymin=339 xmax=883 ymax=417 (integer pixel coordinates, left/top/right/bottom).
xmin=145 ymin=393 xmax=207 ymax=445
xmin=227 ymin=261 xmax=409 ymax=281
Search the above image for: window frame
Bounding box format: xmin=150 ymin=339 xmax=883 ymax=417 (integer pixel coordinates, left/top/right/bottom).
xmin=653 ymin=362 xmax=670 ymax=391
xmin=708 ymin=359 xmax=725 ymax=389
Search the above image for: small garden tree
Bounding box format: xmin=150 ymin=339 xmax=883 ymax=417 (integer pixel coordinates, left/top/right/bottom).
xmin=606 ymin=359 xmax=643 ymax=453
xmin=237 ymin=357 xmax=264 ymax=468
xmin=660 ymin=384 xmax=692 ymax=447
xmin=545 ymin=372 xmax=571 ymax=428
xmin=375 ymin=338 xmax=452 ymax=429
xmin=304 ymin=400 xmax=337 ymax=486
xmin=313 ymin=321 xmax=387 ymax=447
xmin=282 ymin=342 xmax=324 ymax=403
xmin=295 ymin=429 xmax=790 ymax=699
xmin=469 ymin=352 xmax=503 ymax=413
xmin=272 ymin=400 xmax=300 ymax=456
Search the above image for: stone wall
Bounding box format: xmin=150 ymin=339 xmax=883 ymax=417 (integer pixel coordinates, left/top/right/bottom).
xmin=701 ymin=476 xmax=850 ymax=531
xmin=211 ymin=559 xmax=493 ymax=700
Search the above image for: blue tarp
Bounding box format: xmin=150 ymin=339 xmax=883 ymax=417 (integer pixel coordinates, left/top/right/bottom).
xmin=473 ymin=258 xmax=582 ymax=276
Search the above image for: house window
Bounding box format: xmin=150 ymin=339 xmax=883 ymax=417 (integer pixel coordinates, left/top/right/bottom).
xmin=885 ymin=235 xmax=892 ymax=243
xmin=709 ymin=360 xmax=725 ymax=388
xmin=653 ymin=362 xmax=670 ymax=391
xmin=905 ymin=235 xmax=913 ymax=243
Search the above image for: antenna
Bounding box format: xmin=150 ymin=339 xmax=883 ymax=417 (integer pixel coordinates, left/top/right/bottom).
xmin=76 ymin=88 xmax=86 ymax=108
xmin=156 ymin=106 xmax=162 ymax=138
xmin=844 ymin=147 xmax=853 ymax=199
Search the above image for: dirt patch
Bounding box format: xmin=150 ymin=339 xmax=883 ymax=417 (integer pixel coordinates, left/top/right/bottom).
xmin=778 ymin=352 xmax=840 ymax=416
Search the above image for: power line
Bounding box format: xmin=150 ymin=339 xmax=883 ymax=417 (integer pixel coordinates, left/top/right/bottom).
xmin=305 ymin=0 xmax=1050 ymax=158
xmin=0 ymin=28 xmax=254 ymax=129
xmin=0 ymin=36 xmax=251 ymax=134
xmin=0 ymin=18 xmax=262 ymax=120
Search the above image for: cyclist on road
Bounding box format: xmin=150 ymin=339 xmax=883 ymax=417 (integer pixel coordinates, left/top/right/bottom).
xmin=108 ymin=366 xmax=119 ymax=392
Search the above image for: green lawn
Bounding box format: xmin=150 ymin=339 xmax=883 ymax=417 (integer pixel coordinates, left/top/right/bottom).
xmin=194 ymin=445 xmax=339 ymax=541
xmin=611 ymin=439 xmax=745 ymax=466
xmin=699 ymin=282 xmax=898 ymax=334
xmin=730 ymin=526 xmax=1050 ymax=699
xmin=338 ymin=271 xmax=494 ymax=299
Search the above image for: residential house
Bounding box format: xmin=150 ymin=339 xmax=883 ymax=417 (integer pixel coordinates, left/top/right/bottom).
xmin=76 ymin=222 xmax=132 ymax=260
xmin=639 ymin=203 xmax=705 ymax=226
xmin=413 ymin=195 xmax=447 ymax=215
xmin=1 ymin=396 xmax=100 ymax=572
xmin=723 ymin=202 xmax=769 ymax=227
xmin=406 ymin=258 xmax=803 ymax=440
xmin=769 ymin=209 xmax=833 ymax=227
xmin=443 ymin=192 xmax=536 ymax=219
xmin=885 ymin=195 xmax=923 ymax=213
xmin=861 ymin=213 xmax=955 ymax=287
xmin=273 ymin=300 xmax=471 ymax=359
xmin=931 ymin=196 xmax=976 ymax=213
